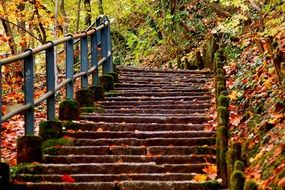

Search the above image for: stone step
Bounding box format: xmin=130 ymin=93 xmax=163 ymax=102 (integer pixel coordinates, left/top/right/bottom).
xmin=103 ymin=96 xmax=212 ymax=101
xmin=114 ymin=88 xmax=210 ymax=92
xmin=65 ymin=131 xmax=215 ymax=139
xmin=98 ymin=103 xmax=211 ymax=110
xmin=103 ymin=108 xmax=208 ymax=114
xmin=98 ymin=101 xmax=211 ymax=107
xmin=15 ymin=163 xmax=212 ymax=174
xmin=44 ymin=146 xmax=216 ymax=156
xmin=14 ymin=181 xmax=222 ymax=190
xmin=15 ymin=173 xmax=200 ymax=182
xmin=115 ymin=83 xmax=206 ymax=89
xmin=117 ymin=67 xmax=213 ymax=74
xmin=75 ymin=137 xmax=215 ymax=146
xmin=80 ymin=115 xmax=209 ymax=124
xmin=43 ymin=154 xmax=216 ymax=164
xmin=117 ymin=79 xmax=209 ymax=84
xmin=106 ymin=91 xmax=211 ymax=97
xmin=65 ymin=123 xmax=209 ymax=132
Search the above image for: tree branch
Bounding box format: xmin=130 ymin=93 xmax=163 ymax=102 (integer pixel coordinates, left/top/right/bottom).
xmin=0 ymin=17 xmax=44 ymax=43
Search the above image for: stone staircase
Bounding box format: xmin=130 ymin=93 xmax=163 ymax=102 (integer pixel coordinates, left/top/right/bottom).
xmin=13 ymin=67 xmax=222 ymax=190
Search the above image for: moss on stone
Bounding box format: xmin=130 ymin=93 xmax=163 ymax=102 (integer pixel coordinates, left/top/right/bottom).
xmin=80 ymin=106 xmax=105 ymax=114
xmin=217 ymin=106 xmax=229 ymax=127
xmin=221 ymin=91 xmax=228 ymax=96
xmin=90 ymin=85 xmax=105 ymax=101
xmin=230 ymin=170 xmax=245 ymax=190
xmin=42 ymin=137 xmax=75 ymax=150
xmin=59 ymin=99 xmax=80 ymax=121
xmin=17 ymin=136 xmax=43 ymax=164
xmin=108 ymin=72 xmax=119 ymax=83
xmin=39 ymin=121 xmax=63 ymax=141
xmin=11 ymin=163 xmax=43 ymax=178
xmin=217 ymin=125 xmax=228 ymax=186
xmin=218 ymin=95 xmax=230 ymax=108
xmin=203 ymin=35 xmax=218 ymax=70
xmin=243 ymin=180 xmax=258 ymax=190
xmin=217 ymin=68 xmax=226 ymax=77
xmin=105 ymin=90 xmax=122 ymax=97
xmin=216 ymin=83 xmax=226 ymax=99
xmin=234 ymin=160 xmax=245 ymax=171
xmin=75 ymin=89 xmax=94 ymax=107
xmin=100 ymin=74 xmax=114 ymax=91
xmin=177 ymin=55 xmax=182 ymax=69
xmin=62 ymin=121 xmax=78 ymax=131
xmin=227 ymin=142 xmax=242 ymax=186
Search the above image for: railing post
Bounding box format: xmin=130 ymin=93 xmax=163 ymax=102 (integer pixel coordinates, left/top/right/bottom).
xmin=80 ymin=33 xmax=89 ymax=89
xmin=46 ymin=42 xmax=56 ymax=120
xmin=91 ymin=28 xmax=99 ymax=86
xmin=96 ymin=17 xmax=102 ymax=48
xmin=106 ymin=16 xmax=113 ymax=72
xmin=66 ymin=35 xmax=74 ymax=99
xmin=24 ymin=50 xmax=35 ymax=135
xmin=101 ymin=19 xmax=109 ymax=74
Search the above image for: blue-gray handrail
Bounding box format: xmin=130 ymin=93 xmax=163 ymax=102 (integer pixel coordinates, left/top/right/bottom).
xmin=0 ymin=15 xmax=113 ymax=161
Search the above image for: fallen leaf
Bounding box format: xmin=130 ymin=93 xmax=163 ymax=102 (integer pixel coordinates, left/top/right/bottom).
xmin=61 ymin=174 xmax=75 ymax=183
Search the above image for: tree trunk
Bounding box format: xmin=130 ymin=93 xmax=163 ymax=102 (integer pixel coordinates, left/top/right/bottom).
xmin=59 ymin=0 xmax=68 ymax=35
xmin=84 ymin=0 xmax=91 ymax=26
xmin=0 ymin=0 xmax=17 ymax=54
xmin=98 ymin=0 xmax=104 ymax=15
xmin=76 ymin=0 xmax=82 ymax=33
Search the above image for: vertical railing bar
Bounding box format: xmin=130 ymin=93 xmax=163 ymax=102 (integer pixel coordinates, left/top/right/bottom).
xmin=24 ymin=50 xmax=35 ymax=135
xmin=91 ymin=28 xmax=99 ymax=86
xmin=80 ymin=34 xmax=89 ymax=89
xmin=66 ymin=35 xmax=74 ymax=99
xmin=46 ymin=42 xmax=56 ymax=120
xmin=101 ymin=21 xmax=109 ymax=74
xmin=106 ymin=17 xmax=113 ymax=72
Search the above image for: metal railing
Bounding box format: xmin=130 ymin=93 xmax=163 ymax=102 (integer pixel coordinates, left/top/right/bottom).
xmin=0 ymin=15 xmax=113 ymax=161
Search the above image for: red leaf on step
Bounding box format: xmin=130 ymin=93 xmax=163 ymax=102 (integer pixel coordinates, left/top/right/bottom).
xmin=61 ymin=174 xmax=75 ymax=183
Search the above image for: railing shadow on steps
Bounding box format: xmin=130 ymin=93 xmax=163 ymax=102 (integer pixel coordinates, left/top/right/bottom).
xmin=0 ymin=15 xmax=113 ymax=165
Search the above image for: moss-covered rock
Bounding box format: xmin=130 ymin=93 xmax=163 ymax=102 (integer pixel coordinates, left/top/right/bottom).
xmin=75 ymin=89 xmax=94 ymax=107
xmin=195 ymin=50 xmax=204 ymax=70
xmin=11 ymin=163 xmax=43 ymax=177
xmin=0 ymin=162 xmax=9 ymax=188
xmin=227 ymin=142 xmax=242 ymax=186
xmin=168 ymin=61 xmax=173 ymax=69
xmin=216 ymin=125 xmax=228 ymax=186
xmin=243 ymin=180 xmax=258 ymax=190
xmin=218 ymin=95 xmax=230 ymax=108
xmin=108 ymin=72 xmax=119 ymax=83
xmin=177 ymin=55 xmax=182 ymax=69
xmin=217 ymin=68 xmax=226 ymax=77
xmin=234 ymin=160 xmax=245 ymax=171
xmin=80 ymin=106 xmax=105 ymax=114
xmin=39 ymin=121 xmax=62 ymax=141
xmin=17 ymin=136 xmax=42 ymax=164
xmin=99 ymin=74 xmax=114 ymax=91
xmin=217 ymin=106 xmax=229 ymax=127
xmin=42 ymin=137 xmax=75 ymax=150
xmin=230 ymin=170 xmax=245 ymax=190
xmin=59 ymin=99 xmax=80 ymax=120
xmin=90 ymin=85 xmax=105 ymax=101
xmin=203 ymin=35 xmax=219 ymax=70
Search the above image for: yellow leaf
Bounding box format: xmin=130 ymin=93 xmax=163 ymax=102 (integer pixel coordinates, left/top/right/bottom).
xmin=193 ymin=174 xmax=207 ymax=182
xmin=228 ymin=90 xmax=238 ymax=101
xmin=96 ymin=127 xmax=103 ymax=132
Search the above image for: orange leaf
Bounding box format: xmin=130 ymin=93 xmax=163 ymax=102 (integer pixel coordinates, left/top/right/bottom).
xmin=61 ymin=174 xmax=75 ymax=183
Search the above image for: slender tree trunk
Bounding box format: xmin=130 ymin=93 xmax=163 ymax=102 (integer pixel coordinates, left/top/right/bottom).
xmin=84 ymin=0 xmax=91 ymax=26
xmin=0 ymin=0 xmax=17 ymax=54
xmin=60 ymin=0 xmax=68 ymax=35
xmin=76 ymin=0 xmax=81 ymax=33
xmin=54 ymin=0 xmax=60 ymax=85
xmin=98 ymin=0 xmax=104 ymax=15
